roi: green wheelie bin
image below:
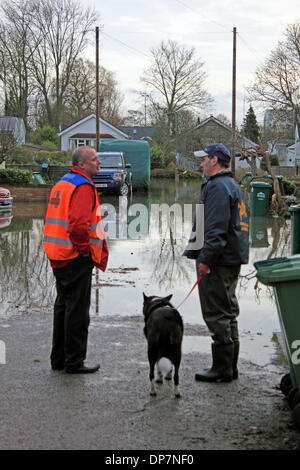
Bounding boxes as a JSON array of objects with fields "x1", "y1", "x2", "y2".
[
  {"x1": 250, "y1": 216, "x2": 269, "y2": 248},
  {"x1": 250, "y1": 182, "x2": 272, "y2": 216},
  {"x1": 289, "y1": 205, "x2": 300, "y2": 255},
  {"x1": 239, "y1": 172, "x2": 252, "y2": 185},
  {"x1": 254, "y1": 256, "x2": 300, "y2": 430}
]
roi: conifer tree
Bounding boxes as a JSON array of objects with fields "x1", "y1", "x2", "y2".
[{"x1": 242, "y1": 105, "x2": 260, "y2": 143}]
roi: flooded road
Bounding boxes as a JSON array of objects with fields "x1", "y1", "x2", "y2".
[{"x1": 0, "y1": 179, "x2": 291, "y2": 368}]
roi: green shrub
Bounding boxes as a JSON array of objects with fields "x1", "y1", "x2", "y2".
[
  {"x1": 39, "y1": 140, "x2": 57, "y2": 149},
  {"x1": 0, "y1": 168, "x2": 32, "y2": 185},
  {"x1": 283, "y1": 178, "x2": 296, "y2": 195},
  {"x1": 270, "y1": 154, "x2": 279, "y2": 166},
  {"x1": 33, "y1": 125, "x2": 59, "y2": 147},
  {"x1": 260, "y1": 154, "x2": 279, "y2": 170},
  {"x1": 7, "y1": 148, "x2": 72, "y2": 166},
  {"x1": 150, "y1": 146, "x2": 166, "y2": 169}
]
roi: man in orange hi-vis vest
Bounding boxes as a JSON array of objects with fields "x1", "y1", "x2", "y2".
[{"x1": 44, "y1": 146, "x2": 108, "y2": 373}]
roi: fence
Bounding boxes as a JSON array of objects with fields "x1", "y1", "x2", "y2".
[
  {"x1": 270, "y1": 166, "x2": 300, "y2": 178},
  {"x1": 7, "y1": 164, "x2": 71, "y2": 182}
]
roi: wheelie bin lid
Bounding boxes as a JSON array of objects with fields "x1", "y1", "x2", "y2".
[
  {"x1": 250, "y1": 181, "x2": 272, "y2": 188},
  {"x1": 289, "y1": 204, "x2": 300, "y2": 213},
  {"x1": 254, "y1": 256, "x2": 300, "y2": 285}
]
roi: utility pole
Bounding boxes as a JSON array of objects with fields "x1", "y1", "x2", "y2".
[
  {"x1": 96, "y1": 26, "x2": 100, "y2": 152},
  {"x1": 231, "y1": 26, "x2": 237, "y2": 176}
]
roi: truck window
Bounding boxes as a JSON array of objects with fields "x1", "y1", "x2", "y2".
[{"x1": 98, "y1": 155, "x2": 123, "y2": 168}]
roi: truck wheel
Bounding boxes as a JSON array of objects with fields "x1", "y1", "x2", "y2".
[
  {"x1": 119, "y1": 183, "x2": 128, "y2": 196},
  {"x1": 292, "y1": 404, "x2": 300, "y2": 431},
  {"x1": 280, "y1": 373, "x2": 292, "y2": 397},
  {"x1": 288, "y1": 388, "x2": 300, "y2": 409}
]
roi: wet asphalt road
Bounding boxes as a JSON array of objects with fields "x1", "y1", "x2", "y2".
[{"x1": 0, "y1": 310, "x2": 299, "y2": 451}]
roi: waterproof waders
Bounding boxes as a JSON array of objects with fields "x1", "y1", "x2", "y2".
[{"x1": 195, "y1": 343, "x2": 234, "y2": 382}]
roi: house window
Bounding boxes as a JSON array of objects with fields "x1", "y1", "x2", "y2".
[{"x1": 69, "y1": 138, "x2": 97, "y2": 149}]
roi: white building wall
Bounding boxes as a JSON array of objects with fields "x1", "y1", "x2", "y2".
[
  {"x1": 235, "y1": 157, "x2": 261, "y2": 170},
  {"x1": 60, "y1": 115, "x2": 127, "y2": 150},
  {"x1": 285, "y1": 142, "x2": 300, "y2": 166}
]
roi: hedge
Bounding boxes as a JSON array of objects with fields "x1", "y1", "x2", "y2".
[
  {"x1": 0, "y1": 168, "x2": 32, "y2": 185},
  {"x1": 7, "y1": 147, "x2": 72, "y2": 166}
]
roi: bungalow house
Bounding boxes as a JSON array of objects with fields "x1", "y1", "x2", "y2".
[
  {"x1": 274, "y1": 127, "x2": 300, "y2": 166},
  {"x1": 267, "y1": 138, "x2": 295, "y2": 162},
  {"x1": 58, "y1": 114, "x2": 129, "y2": 151},
  {"x1": 285, "y1": 141, "x2": 300, "y2": 166},
  {"x1": 117, "y1": 125, "x2": 156, "y2": 141},
  {"x1": 0, "y1": 116, "x2": 26, "y2": 147},
  {"x1": 194, "y1": 115, "x2": 259, "y2": 170}
]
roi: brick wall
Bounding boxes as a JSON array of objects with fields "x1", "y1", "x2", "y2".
[{"x1": 3, "y1": 184, "x2": 52, "y2": 202}]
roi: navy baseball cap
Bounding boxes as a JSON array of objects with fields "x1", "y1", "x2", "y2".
[{"x1": 194, "y1": 143, "x2": 231, "y2": 161}]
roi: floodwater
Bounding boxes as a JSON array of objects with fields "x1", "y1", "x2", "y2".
[{"x1": 0, "y1": 179, "x2": 291, "y2": 368}]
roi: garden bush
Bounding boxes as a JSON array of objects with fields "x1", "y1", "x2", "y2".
[
  {"x1": 7, "y1": 147, "x2": 72, "y2": 165},
  {"x1": 0, "y1": 168, "x2": 32, "y2": 185},
  {"x1": 283, "y1": 178, "x2": 296, "y2": 195},
  {"x1": 150, "y1": 146, "x2": 166, "y2": 169}
]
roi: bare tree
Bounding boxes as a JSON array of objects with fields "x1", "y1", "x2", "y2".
[
  {"x1": 0, "y1": 123, "x2": 16, "y2": 165},
  {"x1": 0, "y1": 0, "x2": 98, "y2": 130},
  {"x1": 141, "y1": 40, "x2": 213, "y2": 133},
  {"x1": 248, "y1": 21, "x2": 300, "y2": 123},
  {"x1": 29, "y1": 0, "x2": 98, "y2": 129},
  {"x1": 62, "y1": 59, "x2": 123, "y2": 127},
  {"x1": 0, "y1": 0, "x2": 39, "y2": 128}
]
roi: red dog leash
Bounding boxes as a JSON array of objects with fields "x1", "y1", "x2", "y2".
[
  {"x1": 176, "y1": 264, "x2": 210, "y2": 310},
  {"x1": 176, "y1": 273, "x2": 202, "y2": 310}
]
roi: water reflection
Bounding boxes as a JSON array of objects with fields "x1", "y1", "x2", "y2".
[
  {"x1": 0, "y1": 210, "x2": 13, "y2": 230},
  {"x1": 0, "y1": 180, "x2": 293, "y2": 366},
  {"x1": 0, "y1": 204, "x2": 55, "y2": 318}
]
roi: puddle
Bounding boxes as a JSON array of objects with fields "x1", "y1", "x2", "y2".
[
  {"x1": 182, "y1": 334, "x2": 276, "y2": 367},
  {"x1": 0, "y1": 181, "x2": 292, "y2": 368}
]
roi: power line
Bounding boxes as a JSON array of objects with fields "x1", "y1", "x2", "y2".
[
  {"x1": 102, "y1": 31, "x2": 151, "y2": 59},
  {"x1": 237, "y1": 32, "x2": 268, "y2": 62},
  {"x1": 172, "y1": 0, "x2": 230, "y2": 31}
]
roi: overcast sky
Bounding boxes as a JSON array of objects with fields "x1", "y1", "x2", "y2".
[{"x1": 81, "y1": 0, "x2": 300, "y2": 125}]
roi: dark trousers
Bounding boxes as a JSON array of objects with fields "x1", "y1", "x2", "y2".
[
  {"x1": 196, "y1": 263, "x2": 240, "y2": 345},
  {"x1": 50, "y1": 255, "x2": 93, "y2": 370}
]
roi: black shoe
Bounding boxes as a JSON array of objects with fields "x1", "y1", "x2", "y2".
[{"x1": 65, "y1": 363, "x2": 100, "y2": 374}]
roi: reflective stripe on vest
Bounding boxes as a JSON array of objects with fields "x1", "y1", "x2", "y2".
[
  {"x1": 45, "y1": 217, "x2": 104, "y2": 235},
  {"x1": 44, "y1": 171, "x2": 106, "y2": 265}
]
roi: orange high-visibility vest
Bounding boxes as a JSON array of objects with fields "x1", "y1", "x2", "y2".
[{"x1": 44, "y1": 171, "x2": 107, "y2": 271}]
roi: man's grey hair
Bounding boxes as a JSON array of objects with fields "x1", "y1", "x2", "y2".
[{"x1": 72, "y1": 146, "x2": 94, "y2": 166}]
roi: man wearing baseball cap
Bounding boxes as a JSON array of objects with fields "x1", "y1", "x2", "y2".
[{"x1": 183, "y1": 143, "x2": 249, "y2": 383}]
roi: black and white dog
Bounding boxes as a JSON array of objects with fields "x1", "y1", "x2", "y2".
[{"x1": 143, "y1": 293, "x2": 184, "y2": 398}]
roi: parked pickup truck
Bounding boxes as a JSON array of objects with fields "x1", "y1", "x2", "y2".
[{"x1": 92, "y1": 152, "x2": 132, "y2": 196}]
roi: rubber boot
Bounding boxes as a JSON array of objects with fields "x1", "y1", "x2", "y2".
[
  {"x1": 232, "y1": 341, "x2": 239, "y2": 380},
  {"x1": 195, "y1": 343, "x2": 234, "y2": 383}
]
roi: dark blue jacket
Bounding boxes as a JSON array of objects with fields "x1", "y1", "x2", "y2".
[{"x1": 183, "y1": 170, "x2": 249, "y2": 267}]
